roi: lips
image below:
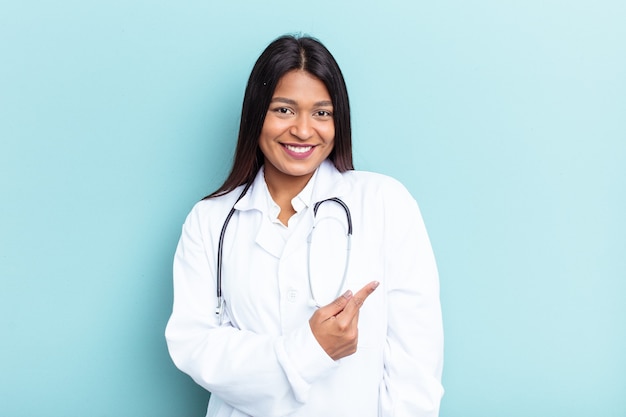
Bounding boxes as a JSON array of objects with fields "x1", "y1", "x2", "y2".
[{"x1": 282, "y1": 143, "x2": 315, "y2": 159}]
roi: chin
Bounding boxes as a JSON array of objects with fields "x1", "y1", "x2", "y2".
[
  {"x1": 276, "y1": 161, "x2": 317, "y2": 176},
  {"x1": 282, "y1": 168, "x2": 316, "y2": 178}
]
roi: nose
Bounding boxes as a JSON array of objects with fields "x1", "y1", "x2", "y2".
[{"x1": 289, "y1": 115, "x2": 313, "y2": 140}]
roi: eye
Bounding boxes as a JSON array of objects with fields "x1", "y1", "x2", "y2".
[
  {"x1": 270, "y1": 107, "x2": 294, "y2": 116},
  {"x1": 315, "y1": 110, "x2": 333, "y2": 118}
]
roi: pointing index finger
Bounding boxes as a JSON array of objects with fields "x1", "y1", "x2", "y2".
[{"x1": 339, "y1": 281, "x2": 380, "y2": 318}]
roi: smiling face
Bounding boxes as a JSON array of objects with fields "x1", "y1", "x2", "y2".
[{"x1": 259, "y1": 70, "x2": 335, "y2": 190}]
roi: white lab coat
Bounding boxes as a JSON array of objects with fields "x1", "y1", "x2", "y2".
[{"x1": 165, "y1": 160, "x2": 444, "y2": 417}]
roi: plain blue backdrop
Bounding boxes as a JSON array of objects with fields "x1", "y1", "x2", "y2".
[{"x1": 1, "y1": 1, "x2": 624, "y2": 416}]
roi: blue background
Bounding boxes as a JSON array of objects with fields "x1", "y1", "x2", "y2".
[{"x1": 1, "y1": 1, "x2": 624, "y2": 416}]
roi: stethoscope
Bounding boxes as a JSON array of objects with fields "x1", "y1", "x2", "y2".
[{"x1": 215, "y1": 182, "x2": 353, "y2": 324}]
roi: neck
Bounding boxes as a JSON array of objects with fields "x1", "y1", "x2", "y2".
[
  {"x1": 263, "y1": 164, "x2": 315, "y2": 225},
  {"x1": 265, "y1": 173, "x2": 312, "y2": 203},
  {"x1": 264, "y1": 164, "x2": 315, "y2": 200}
]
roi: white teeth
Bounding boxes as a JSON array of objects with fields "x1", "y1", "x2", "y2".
[{"x1": 285, "y1": 145, "x2": 312, "y2": 153}]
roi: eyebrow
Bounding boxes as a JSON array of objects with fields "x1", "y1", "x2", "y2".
[{"x1": 270, "y1": 97, "x2": 333, "y2": 107}]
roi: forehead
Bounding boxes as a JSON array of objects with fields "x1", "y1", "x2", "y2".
[{"x1": 273, "y1": 70, "x2": 331, "y2": 101}]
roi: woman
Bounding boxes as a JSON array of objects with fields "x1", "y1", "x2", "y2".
[{"x1": 165, "y1": 35, "x2": 444, "y2": 417}]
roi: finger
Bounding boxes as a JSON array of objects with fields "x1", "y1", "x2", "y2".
[
  {"x1": 338, "y1": 281, "x2": 379, "y2": 320},
  {"x1": 315, "y1": 290, "x2": 353, "y2": 321},
  {"x1": 351, "y1": 281, "x2": 380, "y2": 307}
]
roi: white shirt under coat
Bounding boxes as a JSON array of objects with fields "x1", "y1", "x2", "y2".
[{"x1": 165, "y1": 160, "x2": 444, "y2": 417}]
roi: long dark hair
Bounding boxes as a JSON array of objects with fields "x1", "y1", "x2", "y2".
[{"x1": 206, "y1": 34, "x2": 353, "y2": 199}]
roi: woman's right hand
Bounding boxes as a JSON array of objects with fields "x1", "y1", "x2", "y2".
[{"x1": 308, "y1": 281, "x2": 379, "y2": 360}]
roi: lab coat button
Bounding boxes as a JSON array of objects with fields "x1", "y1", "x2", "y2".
[{"x1": 287, "y1": 289, "x2": 298, "y2": 302}]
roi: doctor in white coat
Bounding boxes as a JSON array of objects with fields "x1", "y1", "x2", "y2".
[{"x1": 165, "y1": 35, "x2": 444, "y2": 417}]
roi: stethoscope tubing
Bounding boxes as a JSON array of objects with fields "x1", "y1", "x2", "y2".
[
  {"x1": 215, "y1": 183, "x2": 352, "y2": 321},
  {"x1": 307, "y1": 198, "x2": 352, "y2": 308},
  {"x1": 215, "y1": 182, "x2": 252, "y2": 317},
  {"x1": 313, "y1": 198, "x2": 352, "y2": 235}
]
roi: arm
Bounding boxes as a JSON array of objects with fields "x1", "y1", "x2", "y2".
[
  {"x1": 380, "y1": 183, "x2": 444, "y2": 416},
  {"x1": 164, "y1": 203, "x2": 338, "y2": 417}
]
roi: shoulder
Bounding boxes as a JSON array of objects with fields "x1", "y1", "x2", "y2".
[
  {"x1": 342, "y1": 170, "x2": 415, "y2": 203},
  {"x1": 185, "y1": 186, "x2": 246, "y2": 226}
]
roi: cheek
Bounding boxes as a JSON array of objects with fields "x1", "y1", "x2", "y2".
[
  {"x1": 257, "y1": 131, "x2": 275, "y2": 160},
  {"x1": 260, "y1": 117, "x2": 290, "y2": 141},
  {"x1": 257, "y1": 133, "x2": 268, "y2": 153},
  {"x1": 323, "y1": 124, "x2": 336, "y2": 143},
  {"x1": 258, "y1": 121, "x2": 277, "y2": 147},
  {"x1": 323, "y1": 138, "x2": 336, "y2": 158}
]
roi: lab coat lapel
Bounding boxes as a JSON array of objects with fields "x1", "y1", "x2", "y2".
[
  {"x1": 254, "y1": 216, "x2": 284, "y2": 258},
  {"x1": 282, "y1": 161, "x2": 349, "y2": 259},
  {"x1": 233, "y1": 161, "x2": 349, "y2": 260},
  {"x1": 311, "y1": 160, "x2": 349, "y2": 203},
  {"x1": 233, "y1": 169, "x2": 284, "y2": 259}
]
